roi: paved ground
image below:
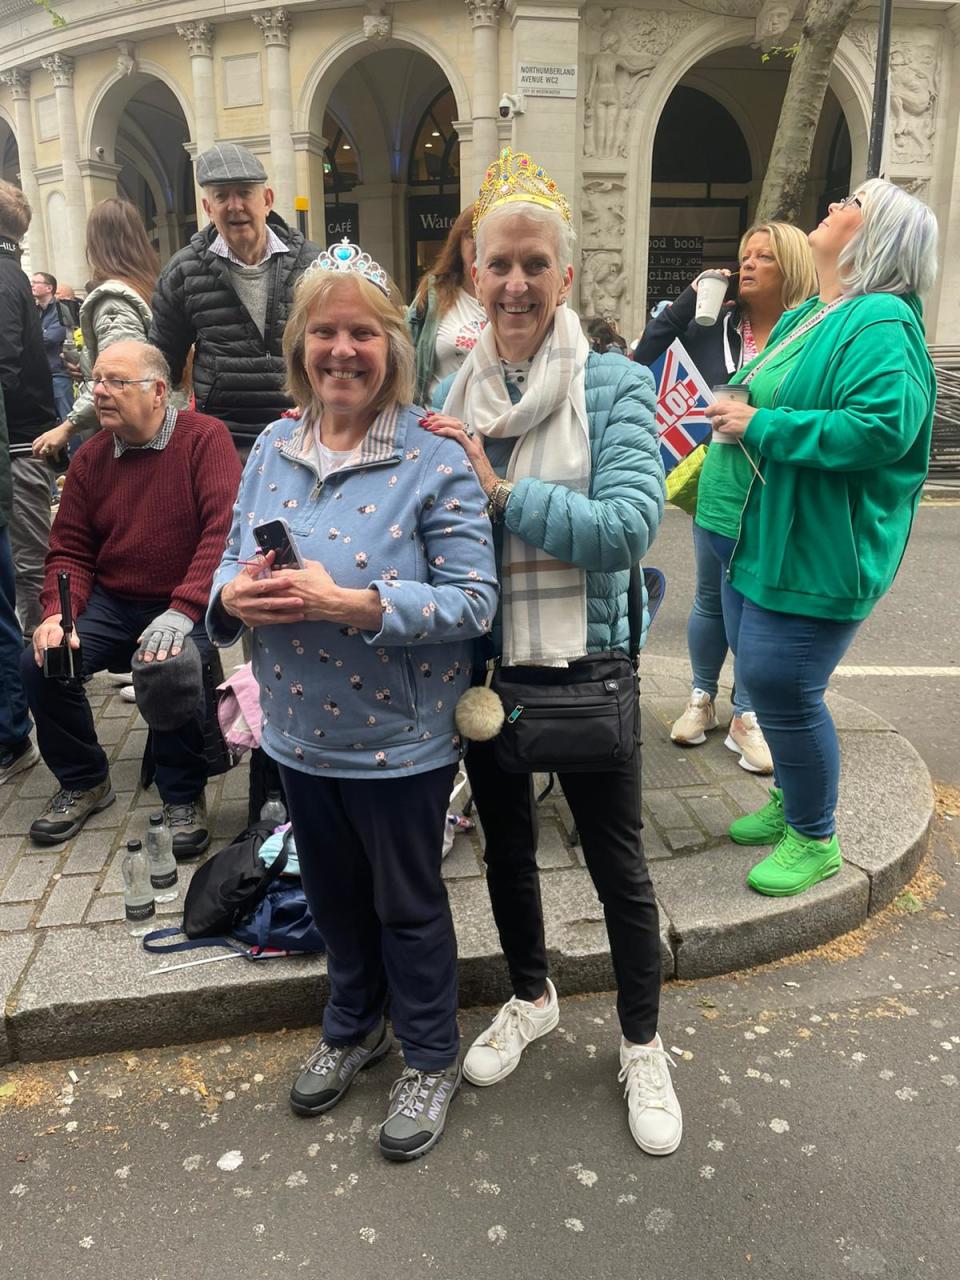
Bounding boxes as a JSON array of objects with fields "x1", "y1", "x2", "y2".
[
  {"x1": 0, "y1": 504, "x2": 946, "y2": 1063},
  {"x1": 1, "y1": 819, "x2": 957, "y2": 1280}
]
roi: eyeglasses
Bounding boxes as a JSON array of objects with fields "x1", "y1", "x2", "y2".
[
  {"x1": 84, "y1": 376, "x2": 155, "y2": 393},
  {"x1": 838, "y1": 194, "x2": 863, "y2": 210}
]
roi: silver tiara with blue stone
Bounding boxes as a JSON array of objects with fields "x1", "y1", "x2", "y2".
[{"x1": 307, "y1": 238, "x2": 390, "y2": 296}]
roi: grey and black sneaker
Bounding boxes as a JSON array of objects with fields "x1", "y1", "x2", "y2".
[
  {"x1": 29, "y1": 778, "x2": 115, "y2": 845},
  {"x1": 0, "y1": 738, "x2": 39, "y2": 785},
  {"x1": 165, "y1": 795, "x2": 210, "y2": 860},
  {"x1": 379, "y1": 1061, "x2": 462, "y2": 1162},
  {"x1": 290, "y1": 1018, "x2": 392, "y2": 1116}
]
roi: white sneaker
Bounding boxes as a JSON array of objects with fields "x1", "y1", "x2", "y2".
[
  {"x1": 724, "y1": 712, "x2": 773, "y2": 774},
  {"x1": 118, "y1": 685, "x2": 137, "y2": 703},
  {"x1": 670, "y1": 688, "x2": 718, "y2": 745},
  {"x1": 463, "y1": 978, "x2": 559, "y2": 1086},
  {"x1": 107, "y1": 671, "x2": 133, "y2": 684},
  {"x1": 618, "y1": 1034, "x2": 683, "y2": 1156}
]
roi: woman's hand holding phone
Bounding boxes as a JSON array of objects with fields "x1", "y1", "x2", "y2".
[{"x1": 221, "y1": 550, "x2": 307, "y2": 626}]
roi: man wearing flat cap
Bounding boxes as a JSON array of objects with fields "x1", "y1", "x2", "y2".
[
  {"x1": 149, "y1": 143, "x2": 322, "y2": 456},
  {"x1": 22, "y1": 340, "x2": 240, "y2": 854}
]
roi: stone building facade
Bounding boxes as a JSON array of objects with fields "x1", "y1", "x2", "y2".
[{"x1": 1, "y1": 0, "x2": 957, "y2": 341}]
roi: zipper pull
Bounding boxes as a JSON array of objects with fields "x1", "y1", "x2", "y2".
[{"x1": 507, "y1": 704, "x2": 524, "y2": 724}]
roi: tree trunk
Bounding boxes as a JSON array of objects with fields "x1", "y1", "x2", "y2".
[{"x1": 756, "y1": 0, "x2": 862, "y2": 223}]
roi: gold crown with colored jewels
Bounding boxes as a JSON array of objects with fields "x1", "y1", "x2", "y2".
[{"x1": 472, "y1": 148, "x2": 572, "y2": 235}]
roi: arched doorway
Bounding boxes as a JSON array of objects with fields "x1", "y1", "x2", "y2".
[
  {"x1": 646, "y1": 45, "x2": 852, "y2": 315},
  {"x1": 307, "y1": 45, "x2": 459, "y2": 297},
  {"x1": 86, "y1": 71, "x2": 196, "y2": 262}
]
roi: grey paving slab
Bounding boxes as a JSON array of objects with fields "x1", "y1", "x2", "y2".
[
  {"x1": 835, "y1": 729, "x2": 934, "y2": 910},
  {"x1": 440, "y1": 833, "x2": 482, "y2": 881},
  {"x1": 686, "y1": 793, "x2": 739, "y2": 839},
  {"x1": 643, "y1": 731, "x2": 713, "y2": 787},
  {"x1": 62, "y1": 831, "x2": 115, "y2": 875},
  {"x1": 650, "y1": 844, "x2": 870, "y2": 979},
  {"x1": 0, "y1": 904, "x2": 33, "y2": 932},
  {"x1": 0, "y1": 836, "x2": 24, "y2": 881},
  {"x1": 0, "y1": 855, "x2": 61, "y2": 903},
  {"x1": 11, "y1": 762, "x2": 58, "y2": 798},
  {"x1": 0, "y1": 933, "x2": 38, "y2": 1063},
  {"x1": 36, "y1": 874, "x2": 98, "y2": 928}
]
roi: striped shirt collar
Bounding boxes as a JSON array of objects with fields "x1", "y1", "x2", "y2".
[
  {"x1": 114, "y1": 405, "x2": 178, "y2": 458},
  {"x1": 209, "y1": 224, "x2": 288, "y2": 267}
]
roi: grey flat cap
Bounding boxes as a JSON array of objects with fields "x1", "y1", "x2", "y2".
[{"x1": 195, "y1": 143, "x2": 268, "y2": 187}]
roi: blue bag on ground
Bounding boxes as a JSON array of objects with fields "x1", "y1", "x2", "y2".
[{"x1": 143, "y1": 821, "x2": 324, "y2": 958}]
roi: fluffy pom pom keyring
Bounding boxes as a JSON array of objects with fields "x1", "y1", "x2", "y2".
[{"x1": 454, "y1": 684, "x2": 505, "y2": 742}]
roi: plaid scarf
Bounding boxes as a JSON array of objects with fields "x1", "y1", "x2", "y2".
[{"x1": 444, "y1": 306, "x2": 591, "y2": 666}]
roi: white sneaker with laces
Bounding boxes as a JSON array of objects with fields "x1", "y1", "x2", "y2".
[
  {"x1": 463, "y1": 977, "x2": 559, "y2": 1086},
  {"x1": 670, "y1": 688, "x2": 718, "y2": 746},
  {"x1": 618, "y1": 1034, "x2": 683, "y2": 1155},
  {"x1": 724, "y1": 712, "x2": 774, "y2": 774},
  {"x1": 119, "y1": 685, "x2": 137, "y2": 704}
]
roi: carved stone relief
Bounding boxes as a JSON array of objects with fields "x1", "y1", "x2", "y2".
[
  {"x1": 363, "y1": 3, "x2": 392, "y2": 41},
  {"x1": 116, "y1": 42, "x2": 137, "y2": 78},
  {"x1": 889, "y1": 34, "x2": 940, "y2": 164},
  {"x1": 753, "y1": 0, "x2": 799, "y2": 53},
  {"x1": 895, "y1": 175, "x2": 930, "y2": 202},
  {"x1": 581, "y1": 179, "x2": 626, "y2": 249},
  {"x1": 582, "y1": 8, "x2": 699, "y2": 158},
  {"x1": 581, "y1": 249, "x2": 629, "y2": 323},
  {"x1": 844, "y1": 21, "x2": 877, "y2": 65}
]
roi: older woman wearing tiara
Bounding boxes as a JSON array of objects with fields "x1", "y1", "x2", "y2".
[
  {"x1": 207, "y1": 239, "x2": 498, "y2": 1162},
  {"x1": 424, "y1": 150, "x2": 682, "y2": 1155}
]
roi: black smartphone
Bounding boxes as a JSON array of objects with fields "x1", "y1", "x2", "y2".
[{"x1": 253, "y1": 518, "x2": 305, "y2": 570}]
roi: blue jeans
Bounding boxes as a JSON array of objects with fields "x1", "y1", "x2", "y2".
[
  {"x1": 688, "y1": 521, "x2": 749, "y2": 716},
  {"x1": 737, "y1": 601, "x2": 860, "y2": 839},
  {"x1": 51, "y1": 373, "x2": 74, "y2": 424},
  {"x1": 20, "y1": 584, "x2": 211, "y2": 803},
  {"x1": 0, "y1": 527, "x2": 31, "y2": 747}
]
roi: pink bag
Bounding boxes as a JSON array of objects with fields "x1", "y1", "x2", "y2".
[{"x1": 216, "y1": 662, "x2": 263, "y2": 763}]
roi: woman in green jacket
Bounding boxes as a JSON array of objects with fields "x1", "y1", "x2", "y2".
[{"x1": 704, "y1": 179, "x2": 938, "y2": 897}]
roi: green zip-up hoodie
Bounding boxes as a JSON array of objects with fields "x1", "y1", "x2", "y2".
[{"x1": 730, "y1": 291, "x2": 936, "y2": 622}]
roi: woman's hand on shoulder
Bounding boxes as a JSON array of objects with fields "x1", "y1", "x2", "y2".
[
  {"x1": 220, "y1": 552, "x2": 306, "y2": 626},
  {"x1": 419, "y1": 412, "x2": 499, "y2": 494}
]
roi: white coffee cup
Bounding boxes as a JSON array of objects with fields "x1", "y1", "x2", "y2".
[
  {"x1": 694, "y1": 271, "x2": 729, "y2": 327},
  {"x1": 710, "y1": 383, "x2": 750, "y2": 444}
]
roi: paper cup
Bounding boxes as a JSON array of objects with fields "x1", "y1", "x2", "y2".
[
  {"x1": 694, "y1": 272, "x2": 729, "y2": 327},
  {"x1": 710, "y1": 383, "x2": 750, "y2": 444}
]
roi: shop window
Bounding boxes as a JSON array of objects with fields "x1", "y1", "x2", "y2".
[
  {"x1": 408, "y1": 88, "x2": 459, "y2": 188},
  {"x1": 324, "y1": 112, "x2": 359, "y2": 194}
]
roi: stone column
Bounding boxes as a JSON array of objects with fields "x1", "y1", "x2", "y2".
[
  {"x1": 39, "y1": 54, "x2": 86, "y2": 288},
  {"x1": 933, "y1": 9, "x2": 960, "y2": 343},
  {"x1": 252, "y1": 8, "x2": 296, "y2": 220},
  {"x1": 465, "y1": 0, "x2": 504, "y2": 189},
  {"x1": 0, "y1": 69, "x2": 49, "y2": 270},
  {"x1": 504, "y1": 0, "x2": 583, "y2": 204},
  {"x1": 176, "y1": 21, "x2": 216, "y2": 155},
  {"x1": 176, "y1": 21, "x2": 216, "y2": 220}
]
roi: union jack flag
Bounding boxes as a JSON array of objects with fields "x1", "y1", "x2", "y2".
[{"x1": 648, "y1": 340, "x2": 715, "y2": 475}]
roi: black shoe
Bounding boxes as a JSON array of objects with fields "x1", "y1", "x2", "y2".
[
  {"x1": 0, "y1": 738, "x2": 39, "y2": 785},
  {"x1": 290, "y1": 1018, "x2": 392, "y2": 1116},
  {"x1": 165, "y1": 796, "x2": 210, "y2": 860},
  {"x1": 379, "y1": 1061, "x2": 462, "y2": 1162},
  {"x1": 30, "y1": 779, "x2": 115, "y2": 844}
]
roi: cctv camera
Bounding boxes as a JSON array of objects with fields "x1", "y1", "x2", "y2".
[
  {"x1": 498, "y1": 93, "x2": 523, "y2": 120},
  {"x1": 95, "y1": 146, "x2": 105, "y2": 158}
]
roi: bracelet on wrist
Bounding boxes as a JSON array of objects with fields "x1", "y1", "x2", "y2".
[{"x1": 487, "y1": 480, "x2": 514, "y2": 523}]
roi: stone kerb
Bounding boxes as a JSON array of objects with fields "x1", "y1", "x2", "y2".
[{"x1": 0, "y1": 661, "x2": 934, "y2": 1063}]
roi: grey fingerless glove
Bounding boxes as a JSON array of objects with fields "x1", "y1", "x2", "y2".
[{"x1": 138, "y1": 608, "x2": 194, "y2": 659}]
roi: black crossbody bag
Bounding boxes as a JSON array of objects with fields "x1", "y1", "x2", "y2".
[{"x1": 488, "y1": 566, "x2": 645, "y2": 774}]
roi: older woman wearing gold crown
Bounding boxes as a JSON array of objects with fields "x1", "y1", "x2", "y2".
[
  {"x1": 423, "y1": 149, "x2": 681, "y2": 1156},
  {"x1": 207, "y1": 238, "x2": 498, "y2": 1162}
]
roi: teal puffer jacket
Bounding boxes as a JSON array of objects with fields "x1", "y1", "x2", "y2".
[{"x1": 438, "y1": 351, "x2": 665, "y2": 653}]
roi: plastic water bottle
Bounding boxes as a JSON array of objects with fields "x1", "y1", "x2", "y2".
[
  {"x1": 122, "y1": 839, "x2": 156, "y2": 937},
  {"x1": 259, "y1": 790, "x2": 287, "y2": 826},
  {"x1": 146, "y1": 812, "x2": 179, "y2": 903}
]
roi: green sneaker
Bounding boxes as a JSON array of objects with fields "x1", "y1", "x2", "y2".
[
  {"x1": 747, "y1": 826, "x2": 843, "y2": 897},
  {"x1": 729, "y1": 787, "x2": 785, "y2": 846}
]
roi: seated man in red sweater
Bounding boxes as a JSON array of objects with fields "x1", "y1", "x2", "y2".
[{"x1": 22, "y1": 340, "x2": 241, "y2": 854}]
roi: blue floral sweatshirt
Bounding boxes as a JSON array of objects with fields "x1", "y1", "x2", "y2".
[{"x1": 207, "y1": 406, "x2": 499, "y2": 778}]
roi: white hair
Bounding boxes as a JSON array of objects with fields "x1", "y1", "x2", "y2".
[
  {"x1": 474, "y1": 200, "x2": 576, "y2": 271},
  {"x1": 839, "y1": 178, "x2": 938, "y2": 299}
]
